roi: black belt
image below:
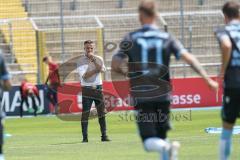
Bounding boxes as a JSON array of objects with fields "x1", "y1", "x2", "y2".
[{"x1": 82, "y1": 85, "x2": 102, "y2": 90}]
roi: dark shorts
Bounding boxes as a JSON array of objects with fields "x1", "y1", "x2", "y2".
[
  {"x1": 135, "y1": 101, "x2": 171, "y2": 141},
  {"x1": 222, "y1": 89, "x2": 240, "y2": 124}
]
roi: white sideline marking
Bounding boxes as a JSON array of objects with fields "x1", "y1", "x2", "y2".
[{"x1": 5, "y1": 107, "x2": 221, "y2": 119}]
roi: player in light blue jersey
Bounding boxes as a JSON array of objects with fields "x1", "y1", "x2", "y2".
[
  {"x1": 112, "y1": 0, "x2": 218, "y2": 160},
  {"x1": 0, "y1": 51, "x2": 11, "y2": 160},
  {"x1": 215, "y1": 1, "x2": 240, "y2": 160}
]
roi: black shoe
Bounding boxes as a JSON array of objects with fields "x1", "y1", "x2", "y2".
[
  {"x1": 101, "y1": 136, "x2": 111, "y2": 142},
  {"x1": 82, "y1": 138, "x2": 88, "y2": 143}
]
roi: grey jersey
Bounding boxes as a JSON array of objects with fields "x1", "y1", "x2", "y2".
[
  {"x1": 0, "y1": 52, "x2": 10, "y2": 117},
  {"x1": 117, "y1": 25, "x2": 187, "y2": 103},
  {"x1": 216, "y1": 21, "x2": 240, "y2": 89}
]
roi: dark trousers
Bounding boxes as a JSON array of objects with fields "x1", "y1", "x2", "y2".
[
  {"x1": 81, "y1": 85, "x2": 107, "y2": 139},
  {"x1": 20, "y1": 95, "x2": 40, "y2": 117},
  {"x1": 46, "y1": 84, "x2": 58, "y2": 113}
]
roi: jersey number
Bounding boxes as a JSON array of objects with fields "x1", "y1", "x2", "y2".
[{"x1": 137, "y1": 38, "x2": 163, "y2": 64}]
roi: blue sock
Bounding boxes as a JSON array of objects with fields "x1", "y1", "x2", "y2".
[
  {"x1": 220, "y1": 128, "x2": 233, "y2": 160},
  {"x1": 161, "y1": 149, "x2": 169, "y2": 160}
]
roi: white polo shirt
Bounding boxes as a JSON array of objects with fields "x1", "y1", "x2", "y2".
[{"x1": 77, "y1": 55, "x2": 106, "y2": 87}]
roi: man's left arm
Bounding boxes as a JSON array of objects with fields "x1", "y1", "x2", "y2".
[
  {"x1": 83, "y1": 69, "x2": 98, "y2": 80},
  {"x1": 0, "y1": 55, "x2": 11, "y2": 91},
  {"x1": 168, "y1": 35, "x2": 218, "y2": 91},
  {"x1": 92, "y1": 56, "x2": 105, "y2": 72}
]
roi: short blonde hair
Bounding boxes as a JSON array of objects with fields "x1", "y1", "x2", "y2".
[{"x1": 138, "y1": 0, "x2": 158, "y2": 17}]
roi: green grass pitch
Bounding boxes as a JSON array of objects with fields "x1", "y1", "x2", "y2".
[{"x1": 4, "y1": 109, "x2": 240, "y2": 160}]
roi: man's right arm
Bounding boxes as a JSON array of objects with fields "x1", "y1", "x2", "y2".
[
  {"x1": 111, "y1": 34, "x2": 130, "y2": 75},
  {"x1": 44, "y1": 75, "x2": 49, "y2": 85},
  {"x1": 216, "y1": 32, "x2": 232, "y2": 78}
]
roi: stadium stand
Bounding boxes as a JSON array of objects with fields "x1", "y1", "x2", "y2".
[
  {"x1": 32, "y1": 12, "x2": 223, "y2": 80},
  {"x1": 0, "y1": 0, "x2": 27, "y2": 19},
  {"x1": 162, "y1": 11, "x2": 224, "y2": 77},
  {"x1": 31, "y1": 16, "x2": 105, "y2": 82},
  {"x1": 0, "y1": 31, "x2": 13, "y2": 63},
  {"x1": 0, "y1": 0, "x2": 227, "y2": 83},
  {"x1": 33, "y1": 17, "x2": 101, "y2": 61},
  {"x1": 0, "y1": 0, "x2": 37, "y2": 84},
  {"x1": 99, "y1": 14, "x2": 164, "y2": 66},
  {"x1": 22, "y1": 0, "x2": 227, "y2": 17}
]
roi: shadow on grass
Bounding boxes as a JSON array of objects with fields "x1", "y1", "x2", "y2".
[{"x1": 50, "y1": 141, "x2": 82, "y2": 145}]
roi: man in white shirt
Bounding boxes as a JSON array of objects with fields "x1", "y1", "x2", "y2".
[{"x1": 77, "y1": 40, "x2": 110, "y2": 143}]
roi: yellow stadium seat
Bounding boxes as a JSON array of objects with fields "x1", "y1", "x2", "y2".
[{"x1": 0, "y1": 1, "x2": 37, "y2": 83}]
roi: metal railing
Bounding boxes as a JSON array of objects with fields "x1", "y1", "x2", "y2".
[
  {"x1": 1, "y1": 0, "x2": 230, "y2": 84},
  {"x1": 0, "y1": 12, "x2": 223, "y2": 83}
]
